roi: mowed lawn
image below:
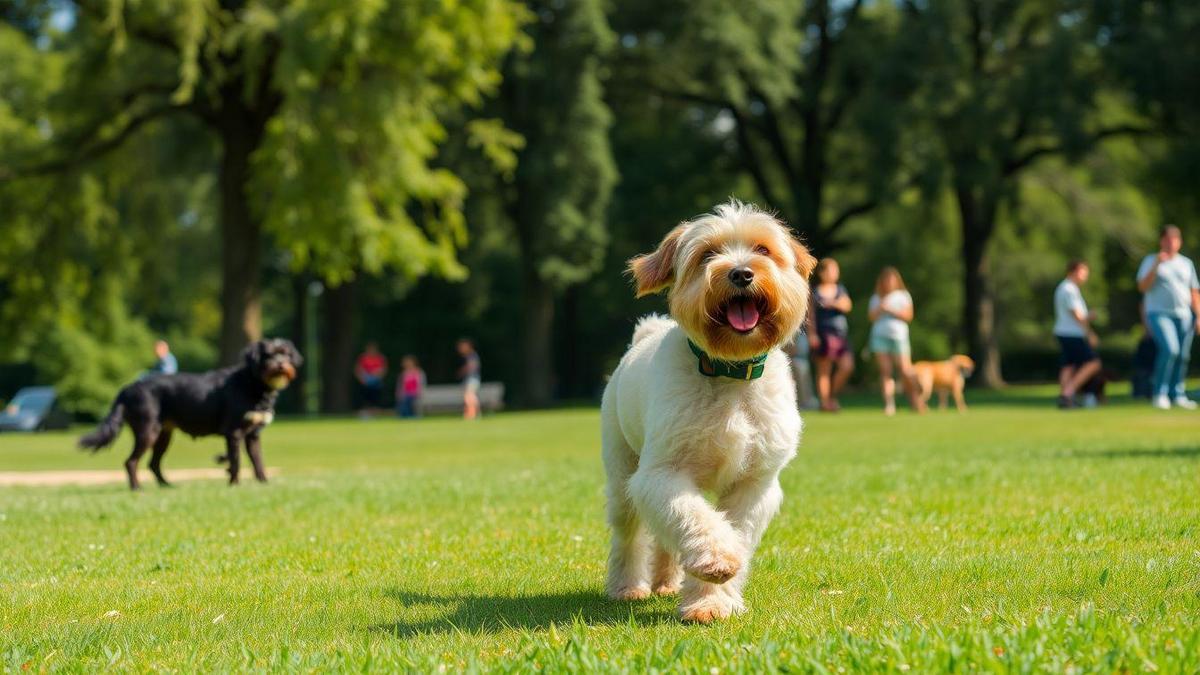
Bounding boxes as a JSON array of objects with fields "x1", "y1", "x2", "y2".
[{"x1": 1, "y1": 389, "x2": 1198, "y2": 672}]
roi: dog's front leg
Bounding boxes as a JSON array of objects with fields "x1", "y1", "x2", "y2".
[
  {"x1": 627, "y1": 466, "x2": 747, "y2": 590},
  {"x1": 683, "y1": 474, "x2": 785, "y2": 620},
  {"x1": 245, "y1": 433, "x2": 268, "y2": 483},
  {"x1": 224, "y1": 433, "x2": 242, "y2": 485}
]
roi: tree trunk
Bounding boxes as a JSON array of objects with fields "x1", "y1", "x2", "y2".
[
  {"x1": 955, "y1": 183, "x2": 1004, "y2": 387},
  {"x1": 557, "y1": 286, "x2": 581, "y2": 399},
  {"x1": 320, "y1": 280, "x2": 358, "y2": 413},
  {"x1": 521, "y1": 270, "x2": 556, "y2": 407},
  {"x1": 289, "y1": 274, "x2": 310, "y2": 414},
  {"x1": 216, "y1": 112, "x2": 264, "y2": 365}
]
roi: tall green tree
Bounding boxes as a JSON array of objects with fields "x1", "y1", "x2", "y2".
[
  {"x1": 902, "y1": 0, "x2": 1150, "y2": 385},
  {"x1": 1095, "y1": 1, "x2": 1200, "y2": 222},
  {"x1": 494, "y1": 0, "x2": 617, "y2": 405},
  {"x1": 612, "y1": 0, "x2": 921, "y2": 253},
  {"x1": 1, "y1": 0, "x2": 527, "y2": 364}
]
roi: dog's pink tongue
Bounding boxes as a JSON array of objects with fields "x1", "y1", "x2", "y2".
[{"x1": 726, "y1": 297, "x2": 760, "y2": 332}]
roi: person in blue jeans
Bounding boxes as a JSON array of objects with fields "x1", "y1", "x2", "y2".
[{"x1": 1137, "y1": 225, "x2": 1200, "y2": 410}]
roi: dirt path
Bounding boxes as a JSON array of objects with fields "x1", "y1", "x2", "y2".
[{"x1": 0, "y1": 468, "x2": 278, "y2": 487}]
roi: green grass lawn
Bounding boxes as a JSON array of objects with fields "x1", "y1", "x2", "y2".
[{"x1": 2, "y1": 388, "x2": 1198, "y2": 672}]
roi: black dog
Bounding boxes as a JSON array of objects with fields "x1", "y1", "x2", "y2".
[{"x1": 79, "y1": 339, "x2": 303, "y2": 490}]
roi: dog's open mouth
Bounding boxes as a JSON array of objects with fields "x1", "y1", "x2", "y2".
[
  {"x1": 264, "y1": 362, "x2": 297, "y2": 390},
  {"x1": 722, "y1": 296, "x2": 765, "y2": 334}
]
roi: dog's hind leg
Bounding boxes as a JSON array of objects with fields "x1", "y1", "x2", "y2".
[
  {"x1": 124, "y1": 430, "x2": 157, "y2": 491},
  {"x1": 603, "y1": 430, "x2": 651, "y2": 600},
  {"x1": 148, "y1": 429, "x2": 174, "y2": 487},
  {"x1": 224, "y1": 434, "x2": 243, "y2": 485},
  {"x1": 245, "y1": 433, "x2": 268, "y2": 483},
  {"x1": 651, "y1": 542, "x2": 683, "y2": 596}
]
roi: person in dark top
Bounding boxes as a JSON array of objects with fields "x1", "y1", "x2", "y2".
[{"x1": 805, "y1": 258, "x2": 854, "y2": 412}]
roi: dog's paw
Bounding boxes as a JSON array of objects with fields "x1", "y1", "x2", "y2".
[
  {"x1": 683, "y1": 544, "x2": 745, "y2": 584},
  {"x1": 243, "y1": 411, "x2": 274, "y2": 426},
  {"x1": 679, "y1": 596, "x2": 741, "y2": 624},
  {"x1": 608, "y1": 585, "x2": 651, "y2": 601},
  {"x1": 653, "y1": 581, "x2": 681, "y2": 596}
]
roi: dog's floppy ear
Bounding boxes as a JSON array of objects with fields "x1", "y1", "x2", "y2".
[
  {"x1": 243, "y1": 340, "x2": 266, "y2": 370},
  {"x1": 789, "y1": 234, "x2": 817, "y2": 279},
  {"x1": 286, "y1": 339, "x2": 304, "y2": 368},
  {"x1": 628, "y1": 223, "x2": 687, "y2": 298}
]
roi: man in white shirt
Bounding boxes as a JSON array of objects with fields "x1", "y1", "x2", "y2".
[
  {"x1": 1053, "y1": 260, "x2": 1100, "y2": 409},
  {"x1": 1137, "y1": 225, "x2": 1200, "y2": 410}
]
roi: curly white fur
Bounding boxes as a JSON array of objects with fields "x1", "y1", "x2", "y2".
[{"x1": 602, "y1": 201, "x2": 810, "y2": 623}]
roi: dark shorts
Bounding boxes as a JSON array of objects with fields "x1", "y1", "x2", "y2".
[
  {"x1": 361, "y1": 381, "x2": 383, "y2": 406},
  {"x1": 1057, "y1": 336, "x2": 1097, "y2": 368},
  {"x1": 814, "y1": 330, "x2": 850, "y2": 360}
]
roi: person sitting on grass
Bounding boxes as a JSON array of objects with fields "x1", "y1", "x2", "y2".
[
  {"x1": 867, "y1": 267, "x2": 925, "y2": 416},
  {"x1": 396, "y1": 355, "x2": 426, "y2": 419},
  {"x1": 355, "y1": 341, "x2": 388, "y2": 418},
  {"x1": 1132, "y1": 303, "x2": 1157, "y2": 399},
  {"x1": 1053, "y1": 260, "x2": 1102, "y2": 409},
  {"x1": 1137, "y1": 224, "x2": 1200, "y2": 410},
  {"x1": 152, "y1": 340, "x2": 178, "y2": 375}
]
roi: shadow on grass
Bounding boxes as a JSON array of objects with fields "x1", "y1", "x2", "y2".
[
  {"x1": 1072, "y1": 446, "x2": 1200, "y2": 459},
  {"x1": 372, "y1": 588, "x2": 675, "y2": 637}
]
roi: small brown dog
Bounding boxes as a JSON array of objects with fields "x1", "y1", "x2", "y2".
[{"x1": 913, "y1": 355, "x2": 975, "y2": 412}]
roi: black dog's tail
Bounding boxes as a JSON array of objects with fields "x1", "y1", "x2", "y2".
[{"x1": 78, "y1": 402, "x2": 125, "y2": 452}]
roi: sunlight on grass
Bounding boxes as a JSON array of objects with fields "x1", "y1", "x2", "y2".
[{"x1": 1, "y1": 391, "x2": 1198, "y2": 671}]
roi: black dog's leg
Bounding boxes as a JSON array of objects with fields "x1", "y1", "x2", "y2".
[
  {"x1": 148, "y1": 429, "x2": 174, "y2": 487},
  {"x1": 245, "y1": 433, "x2": 268, "y2": 483},
  {"x1": 225, "y1": 433, "x2": 243, "y2": 485},
  {"x1": 124, "y1": 432, "x2": 156, "y2": 491}
]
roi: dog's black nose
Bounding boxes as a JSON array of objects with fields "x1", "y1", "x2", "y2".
[{"x1": 728, "y1": 267, "x2": 754, "y2": 288}]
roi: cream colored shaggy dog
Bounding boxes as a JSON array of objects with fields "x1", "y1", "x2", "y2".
[{"x1": 601, "y1": 200, "x2": 816, "y2": 623}]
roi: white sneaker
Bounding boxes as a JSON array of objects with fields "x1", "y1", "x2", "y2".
[
  {"x1": 1081, "y1": 394, "x2": 1098, "y2": 409},
  {"x1": 1152, "y1": 395, "x2": 1171, "y2": 410},
  {"x1": 1173, "y1": 397, "x2": 1198, "y2": 410}
]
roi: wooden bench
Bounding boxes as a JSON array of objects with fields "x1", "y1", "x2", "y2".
[{"x1": 418, "y1": 382, "x2": 505, "y2": 415}]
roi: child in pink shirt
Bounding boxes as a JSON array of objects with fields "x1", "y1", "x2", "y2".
[{"x1": 396, "y1": 355, "x2": 426, "y2": 418}]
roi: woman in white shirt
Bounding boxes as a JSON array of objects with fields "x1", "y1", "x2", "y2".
[{"x1": 868, "y1": 267, "x2": 926, "y2": 416}]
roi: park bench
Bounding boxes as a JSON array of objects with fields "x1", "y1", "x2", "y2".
[{"x1": 418, "y1": 382, "x2": 505, "y2": 415}]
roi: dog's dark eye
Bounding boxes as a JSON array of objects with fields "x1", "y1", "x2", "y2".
[
  {"x1": 701, "y1": 249, "x2": 718, "y2": 262},
  {"x1": 754, "y1": 245, "x2": 770, "y2": 256}
]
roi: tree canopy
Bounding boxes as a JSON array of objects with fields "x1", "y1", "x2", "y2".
[{"x1": 2, "y1": 0, "x2": 1197, "y2": 413}]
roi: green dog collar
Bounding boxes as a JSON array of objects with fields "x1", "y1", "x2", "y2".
[{"x1": 687, "y1": 340, "x2": 768, "y2": 380}]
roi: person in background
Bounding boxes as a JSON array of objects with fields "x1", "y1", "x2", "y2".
[
  {"x1": 868, "y1": 267, "x2": 925, "y2": 416},
  {"x1": 456, "y1": 338, "x2": 481, "y2": 420},
  {"x1": 151, "y1": 340, "x2": 178, "y2": 375},
  {"x1": 1132, "y1": 302, "x2": 1157, "y2": 399},
  {"x1": 395, "y1": 355, "x2": 426, "y2": 419},
  {"x1": 806, "y1": 258, "x2": 854, "y2": 412},
  {"x1": 354, "y1": 341, "x2": 389, "y2": 417},
  {"x1": 1053, "y1": 260, "x2": 1102, "y2": 409},
  {"x1": 1137, "y1": 224, "x2": 1200, "y2": 410},
  {"x1": 785, "y1": 329, "x2": 820, "y2": 410}
]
